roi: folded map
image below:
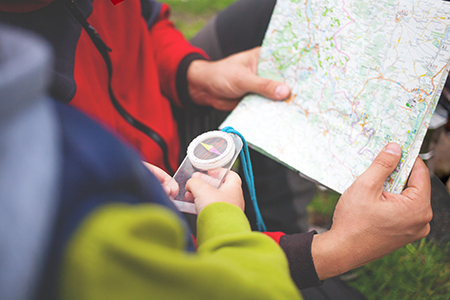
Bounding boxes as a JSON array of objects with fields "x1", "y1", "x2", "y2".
[{"x1": 221, "y1": 0, "x2": 450, "y2": 193}]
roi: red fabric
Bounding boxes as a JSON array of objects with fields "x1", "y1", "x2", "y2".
[
  {"x1": 151, "y1": 3, "x2": 200, "y2": 107},
  {"x1": 191, "y1": 234, "x2": 197, "y2": 249},
  {"x1": 262, "y1": 232, "x2": 286, "y2": 244},
  {"x1": 70, "y1": 0, "x2": 206, "y2": 172},
  {"x1": 110, "y1": 0, "x2": 125, "y2": 4}
]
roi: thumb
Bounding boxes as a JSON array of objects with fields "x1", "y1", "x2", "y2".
[
  {"x1": 243, "y1": 74, "x2": 291, "y2": 100},
  {"x1": 357, "y1": 143, "x2": 402, "y2": 191}
]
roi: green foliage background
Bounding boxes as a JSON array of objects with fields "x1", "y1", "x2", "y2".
[{"x1": 164, "y1": 0, "x2": 237, "y2": 39}]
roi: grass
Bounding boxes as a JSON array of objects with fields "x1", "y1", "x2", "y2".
[
  {"x1": 166, "y1": 1, "x2": 450, "y2": 298},
  {"x1": 348, "y1": 239, "x2": 450, "y2": 300},
  {"x1": 307, "y1": 187, "x2": 450, "y2": 299},
  {"x1": 164, "y1": 0, "x2": 237, "y2": 39},
  {"x1": 307, "y1": 187, "x2": 339, "y2": 228}
]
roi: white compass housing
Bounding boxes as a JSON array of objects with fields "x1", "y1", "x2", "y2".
[{"x1": 187, "y1": 131, "x2": 235, "y2": 171}]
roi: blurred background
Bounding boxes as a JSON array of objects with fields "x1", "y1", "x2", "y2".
[{"x1": 165, "y1": 0, "x2": 450, "y2": 299}]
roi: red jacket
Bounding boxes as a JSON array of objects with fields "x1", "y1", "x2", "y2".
[{"x1": 0, "y1": 0, "x2": 206, "y2": 173}]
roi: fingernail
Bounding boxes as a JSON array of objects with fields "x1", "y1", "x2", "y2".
[
  {"x1": 275, "y1": 84, "x2": 290, "y2": 99},
  {"x1": 384, "y1": 143, "x2": 401, "y2": 155}
]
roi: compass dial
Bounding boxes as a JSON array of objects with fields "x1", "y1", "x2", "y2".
[
  {"x1": 194, "y1": 137, "x2": 228, "y2": 160},
  {"x1": 187, "y1": 131, "x2": 235, "y2": 170}
]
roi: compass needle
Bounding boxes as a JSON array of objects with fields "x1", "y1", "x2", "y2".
[{"x1": 201, "y1": 142, "x2": 222, "y2": 155}]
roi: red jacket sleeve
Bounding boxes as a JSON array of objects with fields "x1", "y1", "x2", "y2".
[{"x1": 148, "y1": 3, "x2": 208, "y2": 107}]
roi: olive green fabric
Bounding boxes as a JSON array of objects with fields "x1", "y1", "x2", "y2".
[{"x1": 60, "y1": 202, "x2": 302, "y2": 300}]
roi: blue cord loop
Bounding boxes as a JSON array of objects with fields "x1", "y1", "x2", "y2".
[{"x1": 221, "y1": 126, "x2": 267, "y2": 232}]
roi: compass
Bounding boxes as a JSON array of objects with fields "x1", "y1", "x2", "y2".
[{"x1": 187, "y1": 131, "x2": 235, "y2": 171}]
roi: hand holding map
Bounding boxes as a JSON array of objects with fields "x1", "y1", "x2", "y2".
[
  {"x1": 311, "y1": 143, "x2": 432, "y2": 280},
  {"x1": 221, "y1": 0, "x2": 450, "y2": 193}
]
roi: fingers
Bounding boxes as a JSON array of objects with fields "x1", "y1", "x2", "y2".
[
  {"x1": 357, "y1": 143, "x2": 402, "y2": 192},
  {"x1": 399, "y1": 157, "x2": 433, "y2": 238},
  {"x1": 404, "y1": 157, "x2": 430, "y2": 192},
  {"x1": 187, "y1": 170, "x2": 240, "y2": 195},
  {"x1": 185, "y1": 177, "x2": 220, "y2": 214},
  {"x1": 192, "y1": 171, "x2": 223, "y2": 188},
  {"x1": 142, "y1": 161, "x2": 178, "y2": 197},
  {"x1": 186, "y1": 171, "x2": 244, "y2": 213},
  {"x1": 244, "y1": 75, "x2": 291, "y2": 100},
  {"x1": 165, "y1": 180, "x2": 180, "y2": 198},
  {"x1": 142, "y1": 161, "x2": 171, "y2": 183},
  {"x1": 220, "y1": 170, "x2": 242, "y2": 189},
  {"x1": 185, "y1": 176, "x2": 217, "y2": 199},
  {"x1": 401, "y1": 157, "x2": 431, "y2": 203},
  {"x1": 237, "y1": 47, "x2": 290, "y2": 100}
]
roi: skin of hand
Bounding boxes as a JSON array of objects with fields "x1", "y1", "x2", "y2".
[
  {"x1": 142, "y1": 161, "x2": 179, "y2": 198},
  {"x1": 185, "y1": 170, "x2": 245, "y2": 214},
  {"x1": 311, "y1": 143, "x2": 432, "y2": 281},
  {"x1": 192, "y1": 169, "x2": 228, "y2": 188},
  {"x1": 187, "y1": 47, "x2": 291, "y2": 111},
  {"x1": 182, "y1": 171, "x2": 228, "y2": 203}
]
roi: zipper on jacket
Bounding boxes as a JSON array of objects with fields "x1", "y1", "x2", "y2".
[{"x1": 63, "y1": 0, "x2": 175, "y2": 174}]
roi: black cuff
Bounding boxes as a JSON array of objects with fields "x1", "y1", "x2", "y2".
[
  {"x1": 279, "y1": 230, "x2": 322, "y2": 290},
  {"x1": 176, "y1": 53, "x2": 211, "y2": 113}
]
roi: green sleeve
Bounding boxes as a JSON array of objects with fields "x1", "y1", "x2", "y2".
[{"x1": 60, "y1": 202, "x2": 302, "y2": 300}]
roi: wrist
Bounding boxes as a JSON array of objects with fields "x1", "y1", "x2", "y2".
[
  {"x1": 177, "y1": 54, "x2": 207, "y2": 107},
  {"x1": 186, "y1": 59, "x2": 214, "y2": 106},
  {"x1": 311, "y1": 230, "x2": 351, "y2": 280}
]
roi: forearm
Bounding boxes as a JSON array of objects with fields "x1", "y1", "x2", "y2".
[
  {"x1": 149, "y1": 3, "x2": 207, "y2": 106},
  {"x1": 185, "y1": 59, "x2": 226, "y2": 109},
  {"x1": 310, "y1": 229, "x2": 382, "y2": 281},
  {"x1": 175, "y1": 54, "x2": 208, "y2": 109},
  {"x1": 195, "y1": 203, "x2": 302, "y2": 299},
  {"x1": 277, "y1": 229, "x2": 371, "y2": 288},
  {"x1": 62, "y1": 203, "x2": 301, "y2": 300},
  {"x1": 282, "y1": 147, "x2": 432, "y2": 287},
  {"x1": 279, "y1": 229, "x2": 396, "y2": 288}
]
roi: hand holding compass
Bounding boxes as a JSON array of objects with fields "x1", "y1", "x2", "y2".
[{"x1": 169, "y1": 130, "x2": 243, "y2": 214}]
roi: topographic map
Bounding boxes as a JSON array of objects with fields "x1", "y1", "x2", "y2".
[{"x1": 221, "y1": 0, "x2": 450, "y2": 194}]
